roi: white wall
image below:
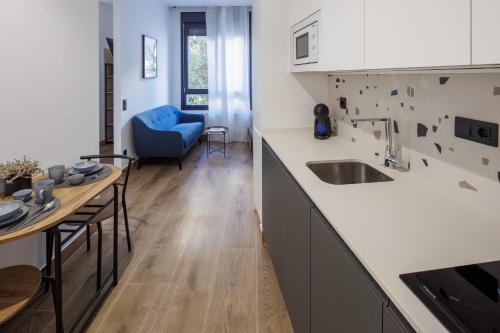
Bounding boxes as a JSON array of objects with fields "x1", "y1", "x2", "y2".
[
  {"x1": 99, "y1": 2, "x2": 113, "y2": 142},
  {"x1": 252, "y1": 0, "x2": 328, "y2": 220},
  {"x1": 0, "y1": 0, "x2": 99, "y2": 268},
  {"x1": 114, "y1": 0, "x2": 169, "y2": 158}
]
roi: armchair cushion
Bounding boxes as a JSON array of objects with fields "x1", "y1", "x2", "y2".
[
  {"x1": 178, "y1": 112, "x2": 205, "y2": 124},
  {"x1": 171, "y1": 122, "x2": 204, "y2": 147}
]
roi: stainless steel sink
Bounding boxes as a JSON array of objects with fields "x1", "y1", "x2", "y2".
[{"x1": 306, "y1": 160, "x2": 394, "y2": 185}]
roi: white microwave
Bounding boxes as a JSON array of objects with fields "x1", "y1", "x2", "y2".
[{"x1": 292, "y1": 15, "x2": 319, "y2": 66}]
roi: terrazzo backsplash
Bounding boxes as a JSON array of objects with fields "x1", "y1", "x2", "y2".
[{"x1": 328, "y1": 73, "x2": 500, "y2": 214}]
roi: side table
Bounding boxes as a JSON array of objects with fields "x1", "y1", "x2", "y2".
[{"x1": 205, "y1": 126, "x2": 229, "y2": 158}]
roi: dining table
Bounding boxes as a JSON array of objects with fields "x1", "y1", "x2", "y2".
[{"x1": 0, "y1": 164, "x2": 122, "y2": 333}]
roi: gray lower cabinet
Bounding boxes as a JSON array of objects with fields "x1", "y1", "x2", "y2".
[
  {"x1": 262, "y1": 141, "x2": 310, "y2": 333},
  {"x1": 262, "y1": 141, "x2": 414, "y2": 333},
  {"x1": 383, "y1": 305, "x2": 413, "y2": 333},
  {"x1": 311, "y1": 207, "x2": 385, "y2": 332},
  {"x1": 262, "y1": 140, "x2": 283, "y2": 274}
]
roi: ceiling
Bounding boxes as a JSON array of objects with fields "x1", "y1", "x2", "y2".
[
  {"x1": 98, "y1": 0, "x2": 252, "y2": 7},
  {"x1": 164, "y1": 0, "x2": 252, "y2": 6}
]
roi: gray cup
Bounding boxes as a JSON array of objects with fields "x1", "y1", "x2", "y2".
[
  {"x1": 48, "y1": 165, "x2": 65, "y2": 184},
  {"x1": 34, "y1": 179, "x2": 54, "y2": 204}
]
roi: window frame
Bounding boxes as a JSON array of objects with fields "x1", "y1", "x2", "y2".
[{"x1": 181, "y1": 12, "x2": 208, "y2": 111}]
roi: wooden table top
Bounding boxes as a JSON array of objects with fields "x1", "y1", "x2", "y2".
[{"x1": 0, "y1": 164, "x2": 122, "y2": 244}]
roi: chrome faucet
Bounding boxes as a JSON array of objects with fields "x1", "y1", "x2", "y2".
[{"x1": 351, "y1": 117, "x2": 400, "y2": 168}]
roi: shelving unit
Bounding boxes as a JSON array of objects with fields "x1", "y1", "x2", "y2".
[{"x1": 104, "y1": 51, "x2": 114, "y2": 144}]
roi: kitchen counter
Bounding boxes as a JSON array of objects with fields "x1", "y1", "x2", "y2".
[{"x1": 262, "y1": 127, "x2": 500, "y2": 333}]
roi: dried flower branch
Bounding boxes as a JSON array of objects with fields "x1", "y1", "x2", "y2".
[{"x1": 0, "y1": 157, "x2": 43, "y2": 183}]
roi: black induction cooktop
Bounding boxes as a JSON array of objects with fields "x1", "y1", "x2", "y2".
[{"x1": 401, "y1": 261, "x2": 500, "y2": 333}]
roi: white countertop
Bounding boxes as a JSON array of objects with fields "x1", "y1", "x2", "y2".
[{"x1": 262, "y1": 127, "x2": 500, "y2": 333}]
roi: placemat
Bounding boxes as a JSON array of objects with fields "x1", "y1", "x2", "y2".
[
  {"x1": 54, "y1": 165, "x2": 112, "y2": 189},
  {"x1": 0, "y1": 197, "x2": 61, "y2": 235}
]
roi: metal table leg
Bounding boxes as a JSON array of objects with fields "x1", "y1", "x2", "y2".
[
  {"x1": 113, "y1": 183, "x2": 118, "y2": 286},
  {"x1": 96, "y1": 222, "x2": 102, "y2": 292},
  {"x1": 52, "y1": 227, "x2": 64, "y2": 333},
  {"x1": 40, "y1": 184, "x2": 121, "y2": 332},
  {"x1": 45, "y1": 230, "x2": 53, "y2": 292},
  {"x1": 86, "y1": 226, "x2": 91, "y2": 252}
]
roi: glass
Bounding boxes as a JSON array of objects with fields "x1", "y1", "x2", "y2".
[
  {"x1": 187, "y1": 35, "x2": 208, "y2": 89},
  {"x1": 296, "y1": 32, "x2": 309, "y2": 59},
  {"x1": 186, "y1": 94, "x2": 208, "y2": 106}
]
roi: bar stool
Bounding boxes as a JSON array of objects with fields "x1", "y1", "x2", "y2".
[{"x1": 60, "y1": 154, "x2": 134, "y2": 292}]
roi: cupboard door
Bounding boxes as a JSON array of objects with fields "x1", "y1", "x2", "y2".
[
  {"x1": 365, "y1": 0, "x2": 470, "y2": 69},
  {"x1": 311, "y1": 207, "x2": 383, "y2": 333},
  {"x1": 472, "y1": 0, "x2": 500, "y2": 64},
  {"x1": 321, "y1": 0, "x2": 364, "y2": 71},
  {"x1": 290, "y1": 0, "x2": 321, "y2": 27},
  {"x1": 262, "y1": 141, "x2": 282, "y2": 275},
  {"x1": 383, "y1": 305, "x2": 414, "y2": 333},
  {"x1": 279, "y1": 172, "x2": 310, "y2": 333},
  {"x1": 262, "y1": 141, "x2": 311, "y2": 333}
]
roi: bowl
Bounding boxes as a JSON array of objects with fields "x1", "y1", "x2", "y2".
[
  {"x1": 12, "y1": 189, "x2": 33, "y2": 202},
  {"x1": 0, "y1": 200, "x2": 24, "y2": 221},
  {"x1": 73, "y1": 161, "x2": 98, "y2": 173},
  {"x1": 68, "y1": 174, "x2": 85, "y2": 186}
]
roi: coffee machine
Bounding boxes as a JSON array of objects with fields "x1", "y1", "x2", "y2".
[{"x1": 313, "y1": 103, "x2": 332, "y2": 139}]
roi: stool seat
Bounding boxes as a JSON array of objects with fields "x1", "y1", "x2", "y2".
[{"x1": 0, "y1": 265, "x2": 42, "y2": 325}]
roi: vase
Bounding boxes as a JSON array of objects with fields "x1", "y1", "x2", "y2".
[{"x1": 0, "y1": 177, "x2": 32, "y2": 196}]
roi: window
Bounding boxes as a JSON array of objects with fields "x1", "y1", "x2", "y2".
[{"x1": 181, "y1": 12, "x2": 208, "y2": 110}]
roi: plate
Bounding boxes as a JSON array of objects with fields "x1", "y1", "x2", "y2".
[
  {"x1": 0, "y1": 200, "x2": 24, "y2": 221},
  {"x1": 74, "y1": 160, "x2": 98, "y2": 173},
  {"x1": 0, "y1": 206, "x2": 29, "y2": 227},
  {"x1": 68, "y1": 163, "x2": 103, "y2": 176}
]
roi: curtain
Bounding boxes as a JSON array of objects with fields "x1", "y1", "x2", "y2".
[{"x1": 206, "y1": 6, "x2": 251, "y2": 142}]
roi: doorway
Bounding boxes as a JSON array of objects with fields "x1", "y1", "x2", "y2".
[{"x1": 99, "y1": 1, "x2": 114, "y2": 157}]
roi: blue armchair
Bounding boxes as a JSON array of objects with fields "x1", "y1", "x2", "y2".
[{"x1": 132, "y1": 105, "x2": 205, "y2": 170}]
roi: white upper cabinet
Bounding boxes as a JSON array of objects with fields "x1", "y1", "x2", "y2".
[
  {"x1": 290, "y1": 0, "x2": 364, "y2": 72},
  {"x1": 289, "y1": 0, "x2": 500, "y2": 71},
  {"x1": 365, "y1": 0, "x2": 471, "y2": 69},
  {"x1": 289, "y1": 0, "x2": 321, "y2": 26},
  {"x1": 472, "y1": 0, "x2": 500, "y2": 65},
  {"x1": 321, "y1": 0, "x2": 364, "y2": 71}
]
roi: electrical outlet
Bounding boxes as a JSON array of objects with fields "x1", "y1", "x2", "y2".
[
  {"x1": 339, "y1": 97, "x2": 347, "y2": 110},
  {"x1": 455, "y1": 117, "x2": 498, "y2": 147},
  {"x1": 122, "y1": 99, "x2": 127, "y2": 111}
]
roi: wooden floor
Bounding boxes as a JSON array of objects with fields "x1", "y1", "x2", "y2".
[
  {"x1": 2, "y1": 143, "x2": 293, "y2": 333},
  {"x1": 99, "y1": 142, "x2": 113, "y2": 156},
  {"x1": 99, "y1": 142, "x2": 114, "y2": 165}
]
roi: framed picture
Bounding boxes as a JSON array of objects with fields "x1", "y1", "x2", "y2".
[{"x1": 142, "y1": 35, "x2": 157, "y2": 78}]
